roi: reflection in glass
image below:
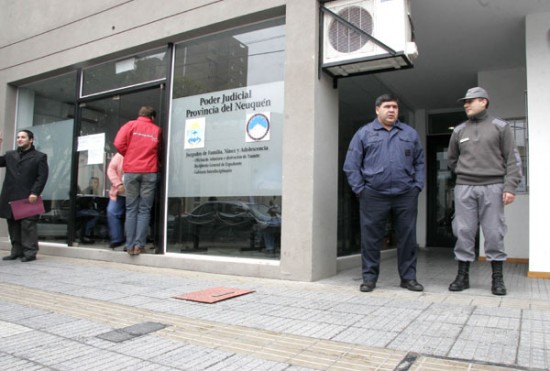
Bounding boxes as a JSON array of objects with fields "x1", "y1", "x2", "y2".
[
  {"x1": 16, "y1": 73, "x2": 77, "y2": 241},
  {"x1": 167, "y1": 196, "x2": 281, "y2": 257},
  {"x1": 82, "y1": 48, "x2": 168, "y2": 97},
  {"x1": 167, "y1": 18, "x2": 285, "y2": 259},
  {"x1": 173, "y1": 19, "x2": 284, "y2": 99},
  {"x1": 508, "y1": 118, "x2": 528, "y2": 193}
]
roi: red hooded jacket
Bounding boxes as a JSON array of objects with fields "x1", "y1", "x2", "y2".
[{"x1": 114, "y1": 116, "x2": 161, "y2": 173}]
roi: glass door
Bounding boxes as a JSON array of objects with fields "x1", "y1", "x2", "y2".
[
  {"x1": 426, "y1": 135, "x2": 456, "y2": 247},
  {"x1": 69, "y1": 87, "x2": 164, "y2": 249}
]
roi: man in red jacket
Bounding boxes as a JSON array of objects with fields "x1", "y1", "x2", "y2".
[{"x1": 114, "y1": 106, "x2": 161, "y2": 256}]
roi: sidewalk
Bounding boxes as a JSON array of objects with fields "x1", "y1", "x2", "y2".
[{"x1": 0, "y1": 248, "x2": 548, "y2": 370}]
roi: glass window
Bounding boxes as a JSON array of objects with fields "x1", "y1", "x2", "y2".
[
  {"x1": 16, "y1": 72, "x2": 77, "y2": 242},
  {"x1": 508, "y1": 118, "x2": 528, "y2": 193},
  {"x1": 81, "y1": 48, "x2": 168, "y2": 97},
  {"x1": 166, "y1": 18, "x2": 285, "y2": 259}
]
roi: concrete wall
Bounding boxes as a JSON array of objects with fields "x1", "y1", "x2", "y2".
[
  {"x1": 526, "y1": 12, "x2": 550, "y2": 275},
  {"x1": 477, "y1": 67, "x2": 529, "y2": 260},
  {"x1": 0, "y1": 0, "x2": 340, "y2": 281},
  {"x1": 0, "y1": 1, "x2": 287, "y2": 83},
  {"x1": 280, "y1": 0, "x2": 339, "y2": 281}
]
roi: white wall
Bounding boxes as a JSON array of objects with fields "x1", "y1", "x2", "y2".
[
  {"x1": 479, "y1": 68, "x2": 527, "y2": 119},
  {"x1": 477, "y1": 68, "x2": 529, "y2": 260},
  {"x1": 526, "y1": 13, "x2": 550, "y2": 274}
]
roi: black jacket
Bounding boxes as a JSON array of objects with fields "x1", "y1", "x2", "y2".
[{"x1": 0, "y1": 145, "x2": 49, "y2": 219}]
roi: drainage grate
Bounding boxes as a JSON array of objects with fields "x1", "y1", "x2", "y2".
[
  {"x1": 97, "y1": 322, "x2": 167, "y2": 343},
  {"x1": 395, "y1": 352, "x2": 419, "y2": 371}
]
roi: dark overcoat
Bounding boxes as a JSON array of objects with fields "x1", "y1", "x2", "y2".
[{"x1": 0, "y1": 146, "x2": 49, "y2": 219}]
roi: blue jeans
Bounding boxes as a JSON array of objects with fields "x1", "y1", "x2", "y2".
[
  {"x1": 107, "y1": 196, "x2": 125, "y2": 244},
  {"x1": 123, "y1": 173, "x2": 157, "y2": 249}
]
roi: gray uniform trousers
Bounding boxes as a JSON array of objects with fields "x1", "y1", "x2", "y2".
[{"x1": 452, "y1": 183, "x2": 507, "y2": 262}]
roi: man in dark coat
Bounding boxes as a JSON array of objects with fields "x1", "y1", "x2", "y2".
[{"x1": 0, "y1": 129, "x2": 48, "y2": 262}]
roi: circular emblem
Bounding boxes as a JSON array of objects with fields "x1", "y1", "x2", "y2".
[{"x1": 246, "y1": 113, "x2": 270, "y2": 141}]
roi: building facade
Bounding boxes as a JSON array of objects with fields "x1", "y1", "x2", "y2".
[{"x1": 1, "y1": 0, "x2": 549, "y2": 280}]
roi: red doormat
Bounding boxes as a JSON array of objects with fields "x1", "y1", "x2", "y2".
[{"x1": 174, "y1": 287, "x2": 255, "y2": 304}]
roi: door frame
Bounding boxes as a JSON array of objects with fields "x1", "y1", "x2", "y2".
[{"x1": 67, "y1": 84, "x2": 167, "y2": 249}]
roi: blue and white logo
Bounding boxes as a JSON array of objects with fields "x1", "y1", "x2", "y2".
[
  {"x1": 184, "y1": 117, "x2": 206, "y2": 149},
  {"x1": 246, "y1": 112, "x2": 270, "y2": 142}
]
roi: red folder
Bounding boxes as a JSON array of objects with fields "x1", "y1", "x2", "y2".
[{"x1": 9, "y1": 196, "x2": 45, "y2": 220}]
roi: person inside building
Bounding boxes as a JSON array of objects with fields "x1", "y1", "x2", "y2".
[
  {"x1": 343, "y1": 94, "x2": 425, "y2": 293},
  {"x1": 0, "y1": 129, "x2": 49, "y2": 262},
  {"x1": 447, "y1": 87, "x2": 522, "y2": 296},
  {"x1": 114, "y1": 105, "x2": 162, "y2": 256},
  {"x1": 83, "y1": 176, "x2": 101, "y2": 195},
  {"x1": 106, "y1": 153, "x2": 125, "y2": 249},
  {"x1": 76, "y1": 178, "x2": 101, "y2": 245}
]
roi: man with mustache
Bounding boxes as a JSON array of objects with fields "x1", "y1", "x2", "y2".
[{"x1": 344, "y1": 94, "x2": 425, "y2": 293}]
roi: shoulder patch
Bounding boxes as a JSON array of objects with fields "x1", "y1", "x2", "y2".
[{"x1": 491, "y1": 117, "x2": 508, "y2": 128}]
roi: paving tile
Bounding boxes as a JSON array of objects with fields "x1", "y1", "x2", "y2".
[
  {"x1": 331, "y1": 327, "x2": 398, "y2": 348},
  {"x1": 2, "y1": 250, "x2": 550, "y2": 370},
  {"x1": 0, "y1": 320, "x2": 33, "y2": 338},
  {"x1": 53, "y1": 349, "x2": 144, "y2": 371},
  {"x1": 516, "y1": 346, "x2": 550, "y2": 370}
]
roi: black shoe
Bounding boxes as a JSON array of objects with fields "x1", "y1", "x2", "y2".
[
  {"x1": 400, "y1": 280, "x2": 424, "y2": 292},
  {"x1": 360, "y1": 281, "x2": 376, "y2": 292},
  {"x1": 2, "y1": 255, "x2": 21, "y2": 261},
  {"x1": 20, "y1": 256, "x2": 36, "y2": 262},
  {"x1": 80, "y1": 236, "x2": 95, "y2": 244},
  {"x1": 109, "y1": 242, "x2": 124, "y2": 249}
]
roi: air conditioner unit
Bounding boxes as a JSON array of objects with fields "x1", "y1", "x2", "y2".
[{"x1": 321, "y1": 0, "x2": 418, "y2": 77}]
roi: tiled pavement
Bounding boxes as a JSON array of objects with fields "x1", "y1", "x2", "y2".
[{"x1": 0, "y1": 247, "x2": 549, "y2": 370}]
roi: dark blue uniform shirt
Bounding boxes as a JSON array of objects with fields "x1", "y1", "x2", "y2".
[{"x1": 343, "y1": 119, "x2": 425, "y2": 196}]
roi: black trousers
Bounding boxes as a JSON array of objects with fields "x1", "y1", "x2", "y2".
[
  {"x1": 7, "y1": 216, "x2": 39, "y2": 259},
  {"x1": 359, "y1": 187, "x2": 419, "y2": 283}
]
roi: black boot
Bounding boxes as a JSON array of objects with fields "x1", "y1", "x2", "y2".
[
  {"x1": 491, "y1": 261, "x2": 507, "y2": 296},
  {"x1": 449, "y1": 261, "x2": 470, "y2": 291}
]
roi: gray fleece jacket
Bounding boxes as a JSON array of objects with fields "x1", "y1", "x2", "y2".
[{"x1": 447, "y1": 110, "x2": 522, "y2": 194}]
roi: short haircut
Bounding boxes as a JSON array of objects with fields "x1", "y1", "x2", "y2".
[
  {"x1": 138, "y1": 106, "x2": 156, "y2": 119},
  {"x1": 18, "y1": 129, "x2": 34, "y2": 140},
  {"x1": 375, "y1": 94, "x2": 399, "y2": 107}
]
